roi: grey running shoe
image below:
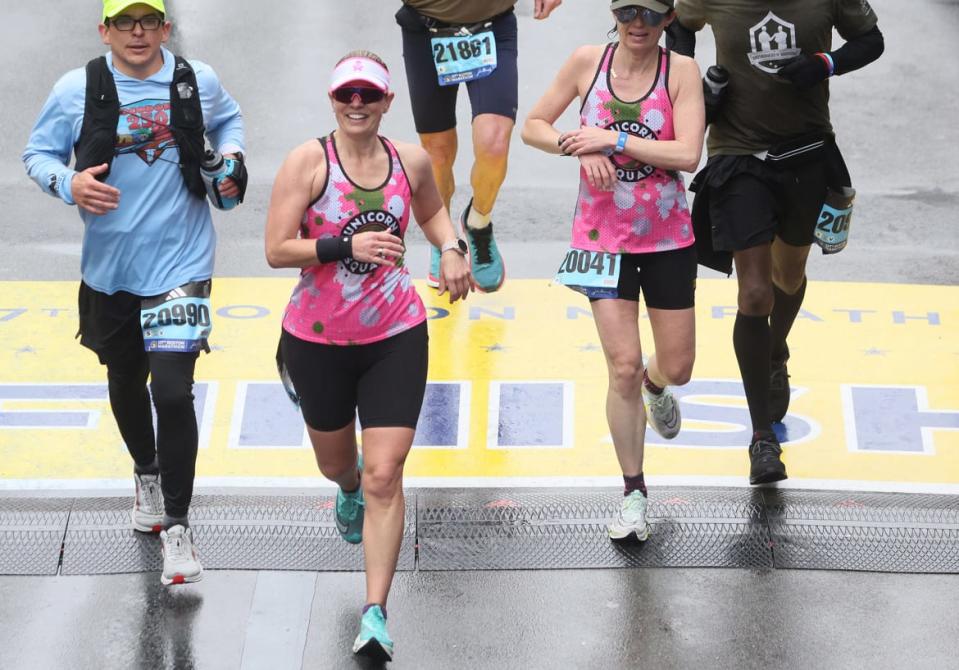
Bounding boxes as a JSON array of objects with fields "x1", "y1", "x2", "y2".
[
  {"x1": 608, "y1": 491, "x2": 651, "y2": 541},
  {"x1": 643, "y1": 385, "x2": 681, "y2": 439},
  {"x1": 132, "y1": 472, "x2": 163, "y2": 533},
  {"x1": 160, "y1": 525, "x2": 203, "y2": 585}
]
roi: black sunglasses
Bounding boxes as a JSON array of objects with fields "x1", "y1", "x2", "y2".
[
  {"x1": 332, "y1": 87, "x2": 386, "y2": 105},
  {"x1": 613, "y1": 6, "x2": 668, "y2": 27},
  {"x1": 108, "y1": 14, "x2": 164, "y2": 31}
]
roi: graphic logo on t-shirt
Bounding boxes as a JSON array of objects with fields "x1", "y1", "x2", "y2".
[
  {"x1": 606, "y1": 119, "x2": 657, "y2": 182},
  {"x1": 340, "y1": 209, "x2": 402, "y2": 274},
  {"x1": 747, "y1": 12, "x2": 801, "y2": 74},
  {"x1": 115, "y1": 99, "x2": 177, "y2": 166}
]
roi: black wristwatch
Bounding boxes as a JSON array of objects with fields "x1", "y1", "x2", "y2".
[{"x1": 441, "y1": 238, "x2": 468, "y2": 256}]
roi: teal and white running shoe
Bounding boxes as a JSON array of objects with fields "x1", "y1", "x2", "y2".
[
  {"x1": 352, "y1": 605, "x2": 394, "y2": 661},
  {"x1": 426, "y1": 245, "x2": 441, "y2": 289},
  {"x1": 461, "y1": 200, "x2": 505, "y2": 293},
  {"x1": 334, "y1": 454, "x2": 364, "y2": 544},
  {"x1": 608, "y1": 490, "x2": 651, "y2": 542}
]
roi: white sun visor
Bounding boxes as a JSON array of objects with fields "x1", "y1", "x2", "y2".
[{"x1": 329, "y1": 57, "x2": 391, "y2": 93}]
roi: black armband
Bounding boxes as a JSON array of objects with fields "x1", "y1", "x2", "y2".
[
  {"x1": 315, "y1": 235, "x2": 352, "y2": 263},
  {"x1": 665, "y1": 20, "x2": 696, "y2": 57},
  {"x1": 830, "y1": 25, "x2": 884, "y2": 76}
]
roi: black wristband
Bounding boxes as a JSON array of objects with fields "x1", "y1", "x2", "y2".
[{"x1": 315, "y1": 235, "x2": 352, "y2": 263}]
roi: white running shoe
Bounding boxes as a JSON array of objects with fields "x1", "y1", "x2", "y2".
[
  {"x1": 160, "y1": 525, "x2": 203, "y2": 585},
  {"x1": 642, "y1": 384, "x2": 681, "y2": 439},
  {"x1": 608, "y1": 491, "x2": 651, "y2": 541},
  {"x1": 132, "y1": 473, "x2": 164, "y2": 533}
]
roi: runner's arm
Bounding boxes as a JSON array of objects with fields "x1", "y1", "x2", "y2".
[
  {"x1": 561, "y1": 55, "x2": 704, "y2": 173},
  {"x1": 197, "y1": 62, "x2": 245, "y2": 157},
  {"x1": 521, "y1": 46, "x2": 591, "y2": 154},
  {"x1": 830, "y1": 25, "x2": 884, "y2": 75},
  {"x1": 22, "y1": 87, "x2": 80, "y2": 205},
  {"x1": 401, "y1": 144, "x2": 474, "y2": 300},
  {"x1": 197, "y1": 62, "x2": 246, "y2": 199},
  {"x1": 665, "y1": 20, "x2": 697, "y2": 57}
]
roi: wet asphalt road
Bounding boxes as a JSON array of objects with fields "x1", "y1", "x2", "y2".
[
  {"x1": 1, "y1": 2, "x2": 958, "y2": 669},
  {"x1": 2, "y1": 0, "x2": 958, "y2": 284},
  {"x1": 2, "y1": 568, "x2": 958, "y2": 670}
]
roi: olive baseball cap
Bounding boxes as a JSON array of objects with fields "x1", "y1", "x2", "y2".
[
  {"x1": 610, "y1": 0, "x2": 674, "y2": 13},
  {"x1": 102, "y1": 0, "x2": 166, "y2": 21}
]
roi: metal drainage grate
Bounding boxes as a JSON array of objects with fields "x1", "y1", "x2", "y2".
[
  {"x1": 417, "y1": 488, "x2": 773, "y2": 570},
  {"x1": 5, "y1": 488, "x2": 958, "y2": 576},
  {"x1": 0, "y1": 497, "x2": 72, "y2": 576},
  {"x1": 60, "y1": 494, "x2": 416, "y2": 575},
  {"x1": 61, "y1": 497, "x2": 162, "y2": 575},
  {"x1": 764, "y1": 490, "x2": 959, "y2": 573},
  {"x1": 190, "y1": 494, "x2": 415, "y2": 572}
]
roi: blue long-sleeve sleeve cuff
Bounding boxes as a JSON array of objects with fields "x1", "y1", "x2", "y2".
[{"x1": 22, "y1": 82, "x2": 80, "y2": 206}]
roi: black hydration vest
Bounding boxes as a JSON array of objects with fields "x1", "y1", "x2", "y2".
[{"x1": 74, "y1": 55, "x2": 207, "y2": 199}]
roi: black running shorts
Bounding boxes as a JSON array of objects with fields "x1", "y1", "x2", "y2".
[
  {"x1": 77, "y1": 282, "x2": 146, "y2": 366},
  {"x1": 588, "y1": 244, "x2": 697, "y2": 310},
  {"x1": 704, "y1": 153, "x2": 831, "y2": 251},
  {"x1": 279, "y1": 321, "x2": 429, "y2": 432},
  {"x1": 396, "y1": 5, "x2": 519, "y2": 133}
]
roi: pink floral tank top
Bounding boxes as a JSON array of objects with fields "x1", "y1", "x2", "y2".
[
  {"x1": 282, "y1": 133, "x2": 426, "y2": 345},
  {"x1": 573, "y1": 44, "x2": 694, "y2": 254}
]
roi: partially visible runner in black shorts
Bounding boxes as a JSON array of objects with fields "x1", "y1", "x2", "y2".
[
  {"x1": 394, "y1": 0, "x2": 563, "y2": 293},
  {"x1": 398, "y1": 6, "x2": 518, "y2": 133}
]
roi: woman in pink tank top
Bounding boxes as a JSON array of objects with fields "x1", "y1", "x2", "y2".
[
  {"x1": 264, "y1": 51, "x2": 473, "y2": 662},
  {"x1": 522, "y1": 1, "x2": 704, "y2": 542}
]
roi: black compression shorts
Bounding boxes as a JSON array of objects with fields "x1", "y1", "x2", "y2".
[
  {"x1": 279, "y1": 321, "x2": 429, "y2": 432},
  {"x1": 585, "y1": 245, "x2": 697, "y2": 310},
  {"x1": 396, "y1": 5, "x2": 519, "y2": 133}
]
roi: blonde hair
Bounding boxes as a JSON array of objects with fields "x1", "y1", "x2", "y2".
[{"x1": 336, "y1": 50, "x2": 389, "y2": 71}]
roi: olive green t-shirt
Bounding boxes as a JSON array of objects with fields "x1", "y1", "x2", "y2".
[
  {"x1": 676, "y1": 0, "x2": 878, "y2": 155},
  {"x1": 404, "y1": 0, "x2": 516, "y2": 24}
]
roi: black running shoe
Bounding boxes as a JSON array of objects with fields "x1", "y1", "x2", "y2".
[
  {"x1": 748, "y1": 431, "x2": 787, "y2": 485},
  {"x1": 769, "y1": 352, "x2": 791, "y2": 423}
]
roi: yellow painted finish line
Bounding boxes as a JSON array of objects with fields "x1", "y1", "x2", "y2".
[{"x1": 1, "y1": 279, "x2": 957, "y2": 491}]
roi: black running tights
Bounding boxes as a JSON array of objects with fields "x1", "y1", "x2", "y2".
[{"x1": 106, "y1": 351, "x2": 199, "y2": 518}]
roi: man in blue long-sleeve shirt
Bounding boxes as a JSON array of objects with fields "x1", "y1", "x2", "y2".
[{"x1": 22, "y1": 0, "x2": 247, "y2": 585}]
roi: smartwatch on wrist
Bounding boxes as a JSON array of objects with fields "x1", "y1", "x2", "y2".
[{"x1": 441, "y1": 238, "x2": 468, "y2": 256}]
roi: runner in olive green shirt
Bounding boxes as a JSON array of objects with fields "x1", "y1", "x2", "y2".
[{"x1": 672, "y1": 0, "x2": 884, "y2": 484}]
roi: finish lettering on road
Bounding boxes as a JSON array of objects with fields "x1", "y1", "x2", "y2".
[
  {"x1": 3, "y1": 381, "x2": 956, "y2": 455},
  {"x1": 0, "y1": 305, "x2": 945, "y2": 326}
]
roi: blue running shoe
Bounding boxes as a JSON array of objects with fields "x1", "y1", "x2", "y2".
[
  {"x1": 334, "y1": 454, "x2": 364, "y2": 544},
  {"x1": 461, "y1": 200, "x2": 505, "y2": 293},
  {"x1": 352, "y1": 605, "x2": 394, "y2": 662},
  {"x1": 427, "y1": 245, "x2": 441, "y2": 288}
]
